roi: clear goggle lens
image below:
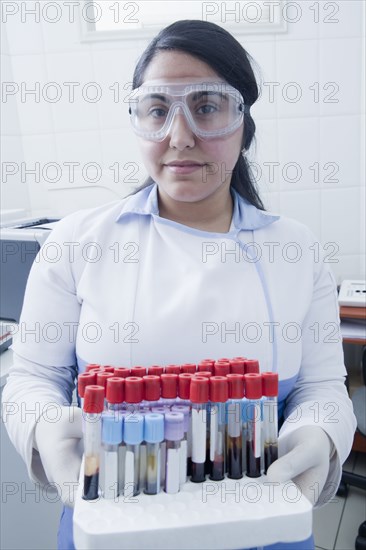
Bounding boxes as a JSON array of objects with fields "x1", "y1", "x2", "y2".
[{"x1": 129, "y1": 82, "x2": 245, "y2": 141}]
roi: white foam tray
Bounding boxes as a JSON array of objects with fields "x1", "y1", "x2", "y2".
[{"x1": 74, "y1": 461, "x2": 312, "y2": 550}]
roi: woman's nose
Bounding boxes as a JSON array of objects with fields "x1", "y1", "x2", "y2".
[{"x1": 168, "y1": 109, "x2": 196, "y2": 149}]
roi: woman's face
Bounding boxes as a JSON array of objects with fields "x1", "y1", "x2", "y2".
[{"x1": 136, "y1": 51, "x2": 244, "y2": 204}]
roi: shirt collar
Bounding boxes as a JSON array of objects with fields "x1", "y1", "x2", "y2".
[{"x1": 115, "y1": 183, "x2": 279, "y2": 231}]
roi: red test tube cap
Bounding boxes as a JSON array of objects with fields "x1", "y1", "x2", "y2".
[
  {"x1": 106, "y1": 377, "x2": 125, "y2": 404},
  {"x1": 103, "y1": 366, "x2": 115, "y2": 373},
  {"x1": 85, "y1": 364, "x2": 100, "y2": 372},
  {"x1": 161, "y1": 374, "x2": 178, "y2": 398},
  {"x1": 96, "y1": 372, "x2": 114, "y2": 389},
  {"x1": 214, "y1": 360, "x2": 230, "y2": 376},
  {"x1": 148, "y1": 366, "x2": 164, "y2": 376},
  {"x1": 83, "y1": 385, "x2": 105, "y2": 413},
  {"x1": 262, "y1": 372, "x2": 279, "y2": 397},
  {"x1": 165, "y1": 365, "x2": 181, "y2": 375},
  {"x1": 190, "y1": 376, "x2": 209, "y2": 403},
  {"x1": 194, "y1": 371, "x2": 212, "y2": 378},
  {"x1": 197, "y1": 362, "x2": 214, "y2": 374},
  {"x1": 210, "y1": 376, "x2": 228, "y2": 403},
  {"x1": 130, "y1": 366, "x2": 147, "y2": 377},
  {"x1": 229, "y1": 359, "x2": 245, "y2": 375},
  {"x1": 180, "y1": 363, "x2": 197, "y2": 374},
  {"x1": 226, "y1": 374, "x2": 244, "y2": 399},
  {"x1": 244, "y1": 359, "x2": 260, "y2": 374},
  {"x1": 114, "y1": 368, "x2": 130, "y2": 378},
  {"x1": 143, "y1": 375, "x2": 161, "y2": 401},
  {"x1": 125, "y1": 376, "x2": 144, "y2": 403},
  {"x1": 178, "y1": 373, "x2": 193, "y2": 399},
  {"x1": 244, "y1": 373, "x2": 262, "y2": 399},
  {"x1": 78, "y1": 372, "x2": 97, "y2": 398}
]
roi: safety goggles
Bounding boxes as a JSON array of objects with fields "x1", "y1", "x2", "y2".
[{"x1": 128, "y1": 81, "x2": 245, "y2": 141}]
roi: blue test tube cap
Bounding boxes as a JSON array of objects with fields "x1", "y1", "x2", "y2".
[
  {"x1": 144, "y1": 413, "x2": 164, "y2": 444},
  {"x1": 124, "y1": 413, "x2": 144, "y2": 445},
  {"x1": 102, "y1": 412, "x2": 123, "y2": 445}
]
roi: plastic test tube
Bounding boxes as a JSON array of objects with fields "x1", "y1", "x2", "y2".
[
  {"x1": 190, "y1": 377, "x2": 209, "y2": 483},
  {"x1": 123, "y1": 413, "x2": 144, "y2": 497},
  {"x1": 177, "y1": 373, "x2": 193, "y2": 474},
  {"x1": 164, "y1": 412, "x2": 184, "y2": 494},
  {"x1": 82, "y1": 385, "x2": 105, "y2": 500},
  {"x1": 144, "y1": 413, "x2": 164, "y2": 495},
  {"x1": 209, "y1": 376, "x2": 228, "y2": 481},
  {"x1": 226, "y1": 374, "x2": 244, "y2": 479},
  {"x1": 100, "y1": 412, "x2": 123, "y2": 499},
  {"x1": 262, "y1": 372, "x2": 279, "y2": 473},
  {"x1": 244, "y1": 373, "x2": 262, "y2": 478},
  {"x1": 171, "y1": 405, "x2": 190, "y2": 485},
  {"x1": 77, "y1": 372, "x2": 96, "y2": 411}
]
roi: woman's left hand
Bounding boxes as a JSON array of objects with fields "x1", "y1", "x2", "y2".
[{"x1": 266, "y1": 425, "x2": 333, "y2": 506}]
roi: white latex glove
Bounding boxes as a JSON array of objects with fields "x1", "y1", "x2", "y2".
[
  {"x1": 266, "y1": 425, "x2": 333, "y2": 506},
  {"x1": 34, "y1": 406, "x2": 83, "y2": 508}
]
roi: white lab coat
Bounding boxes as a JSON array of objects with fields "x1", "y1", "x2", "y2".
[{"x1": 2, "y1": 183, "x2": 356, "y2": 505}]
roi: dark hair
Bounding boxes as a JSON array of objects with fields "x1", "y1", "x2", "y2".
[{"x1": 132, "y1": 19, "x2": 264, "y2": 210}]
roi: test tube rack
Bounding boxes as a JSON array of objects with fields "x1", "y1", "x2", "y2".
[{"x1": 74, "y1": 459, "x2": 312, "y2": 550}]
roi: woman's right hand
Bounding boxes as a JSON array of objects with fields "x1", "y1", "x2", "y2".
[{"x1": 34, "y1": 406, "x2": 83, "y2": 508}]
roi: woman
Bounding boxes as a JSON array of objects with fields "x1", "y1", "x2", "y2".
[{"x1": 3, "y1": 20, "x2": 356, "y2": 550}]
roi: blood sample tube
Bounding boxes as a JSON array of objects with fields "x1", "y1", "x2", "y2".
[
  {"x1": 106, "y1": 377, "x2": 125, "y2": 411},
  {"x1": 244, "y1": 373, "x2": 262, "y2": 478},
  {"x1": 143, "y1": 375, "x2": 161, "y2": 409},
  {"x1": 82, "y1": 385, "x2": 105, "y2": 500},
  {"x1": 144, "y1": 413, "x2": 164, "y2": 495},
  {"x1": 151, "y1": 406, "x2": 168, "y2": 486},
  {"x1": 180, "y1": 363, "x2": 196, "y2": 374},
  {"x1": 244, "y1": 359, "x2": 260, "y2": 374},
  {"x1": 209, "y1": 376, "x2": 228, "y2": 481},
  {"x1": 123, "y1": 413, "x2": 144, "y2": 497},
  {"x1": 214, "y1": 360, "x2": 231, "y2": 377},
  {"x1": 261, "y1": 372, "x2": 279, "y2": 473},
  {"x1": 160, "y1": 374, "x2": 178, "y2": 407},
  {"x1": 125, "y1": 376, "x2": 144, "y2": 414},
  {"x1": 114, "y1": 368, "x2": 131, "y2": 378},
  {"x1": 164, "y1": 412, "x2": 184, "y2": 494},
  {"x1": 226, "y1": 374, "x2": 244, "y2": 479},
  {"x1": 130, "y1": 366, "x2": 147, "y2": 377},
  {"x1": 100, "y1": 412, "x2": 123, "y2": 499},
  {"x1": 148, "y1": 365, "x2": 164, "y2": 376},
  {"x1": 171, "y1": 405, "x2": 190, "y2": 485},
  {"x1": 78, "y1": 372, "x2": 96, "y2": 409},
  {"x1": 165, "y1": 364, "x2": 181, "y2": 375},
  {"x1": 190, "y1": 377, "x2": 209, "y2": 482}
]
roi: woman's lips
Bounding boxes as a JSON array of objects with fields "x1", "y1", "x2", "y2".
[{"x1": 164, "y1": 162, "x2": 206, "y2": 175}]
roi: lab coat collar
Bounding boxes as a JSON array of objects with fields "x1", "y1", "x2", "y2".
[{"x1": 115, "y1": 183, "x2": 280, "y2": 231}]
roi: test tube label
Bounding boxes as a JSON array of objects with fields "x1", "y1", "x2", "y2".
[
  {"x1": 180, "y1": 440, "x2": 188, "y2": 485},
  {"x1": 191, "y1": 408, "x2": 207, "y2": 463},
  {"x1": 166, "y1": 447, "x2": 180, "y2": 494},
  {"x1": 124, "y1": 450, "x2": 135, "y2": 496},
  {"x1": 210, "y1": 406, "x2": 218, "y2": 462},
  {"x1": 254, "y1": 402, "x2": 261, "y2": 458}
]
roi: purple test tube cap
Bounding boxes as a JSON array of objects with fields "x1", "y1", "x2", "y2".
[{"x1": 164, "y1": 412, "x2": 184, "y2": 441}]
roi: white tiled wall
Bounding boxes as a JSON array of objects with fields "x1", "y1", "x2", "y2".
[{"x1": 1, "y1": 0, "x2": 365, "y2": 281}]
